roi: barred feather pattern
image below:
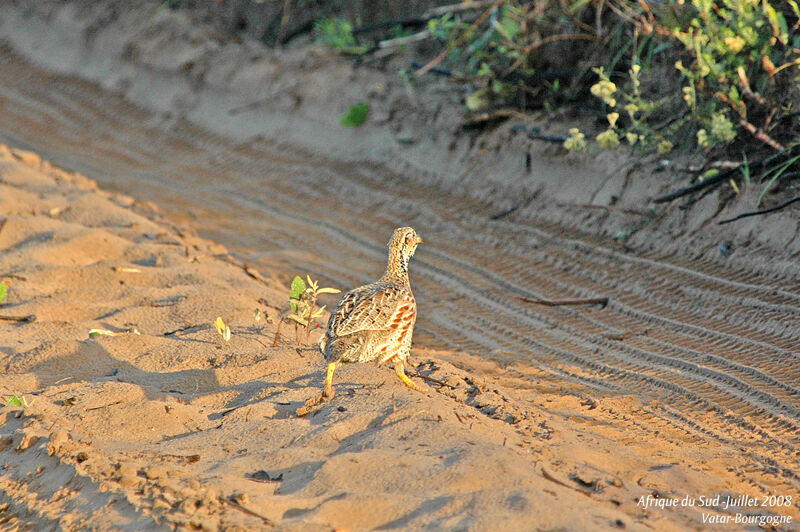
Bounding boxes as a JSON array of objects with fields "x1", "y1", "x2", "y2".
[{"x1": 321, "y1": 227, "x2": 420, "y2": 365}]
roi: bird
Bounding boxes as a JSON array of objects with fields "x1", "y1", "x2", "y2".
[{"x1": 318, "y1": 226, "x2": 424, "y2": 399}]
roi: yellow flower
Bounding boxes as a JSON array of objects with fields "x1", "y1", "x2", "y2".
[
  {"x1": 564, "y1": 128, "x2": 588, "y2": 152},
  {"x1": 658, "y1": 140, "x2": 673, "y2": 154},
  {"x1": 682, "y1": 86, "x2": 695, "y2": 108},
  {"x1": 626, "y1": 132, "x2": 639, "y2": 145},
  {"x1": 711, "y1": 113, "x2": 736, "y2": 143},
  {"x1": 697, "y1": 129, "x2": 710, "y2": 149},
  {"x1": 723, "y1": 36, "x2": 745, "y2": 53},
  {"x1": 596, "y1": 129, "x2": 620, "y2": 149},
  {"x1": 607, "y1": 112, "x2": 620, "y2": 128},
  {"x1": 590, "y1": 80, "x2": 617, "y2": 107}
]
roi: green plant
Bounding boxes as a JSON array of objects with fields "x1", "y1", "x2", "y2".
[
  {"x1": 4, "y1": 395, "x2": 27, "y2": 408},
  {"x1": 427, "y1": 2, "x2": 582, "y2": 109},
  {"x1": 667, "y1": 0, "x2": 799, "y2": 150},
  {"x1": 561, "y1": 0, "x2": 800, "y2": 157},
  {"x1": 254, "y1": 308, "x2": 271, "y2": 328},
  {"x1": 0, "y1": 281, "x2": 7, "y2": 304},
  {"x1": 418, "y1": 0, "x2": 799, "y2": 158},
  {"x1": 340, "y1": 103, "x2": 369, "y2": 127},
  {"x1": 759, "y1": 153, "x2": 800, "y2": 205},
  {"x1": 273, "y1": 276, "x2": 340, "y2": 347},
  {"x1": 566, "y1": 64, "x2": 670, "y2": 153},
  {"x1": 740, "y1": 152, "x2": 752, "y2": 188},
  {"x1": 314, "y1": 17, "x2": 369, "y2": 55}
]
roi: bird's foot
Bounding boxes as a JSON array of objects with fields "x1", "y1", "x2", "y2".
[
  {"x1": 296, "y1": 391, "x2": 332, "y2": 417},
  {"x1": 296, "y1": 362, "x2": 338, "y2": 417},
  {"x1": 323, "y1": 383, "x2": 335, "y2": 400},
  {"x1": 395, "y1": 361, "x2": 423, "y2": 392}
]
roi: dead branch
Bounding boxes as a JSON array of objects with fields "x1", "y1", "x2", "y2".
[
  {"x1": 0, "y1": 314, "x2": 36, "y2": 322},
  {"x1": 718, "y1": 195, "x2": 800, "y2": 225},
  {"x1": 527, "y1": 132, "x2": 568, "y2": 143},
  {"x1": 717, "y1": 90, "x2": 784, "y2": 152},
  {"x1": 686, "y1": 160, "x2": 742, "y2": 172},
  {"x1": 738, "y1": 118, "x2": 785, "y2": 151},
  {"x1": 425, "y1": 0, "x2": 500, "y2": 18},
  {"x1": 409, "y1": 60, "x2": 453, "y2": 77},
  {"x1": 519, "y1": 296, "x2": 609, "y2": 308},
  {"x1": 410, "y1": 372, "x2": 457, "y2": 389},
  {"x1": 653, "y1": 146, "x2": 800, "y2": 203},
  {"x1": 653, "y1": 162, "x2": 758, "y2": 204},
  {"x1": 379, "y1": 30, "x2": 432, "y2": 49},
  {"x1": 355, "y1": 0, "x2": 497, "y2": 35},
  {"x1": 737, "y1": 66, "x2": 767, "y2": 106},
  {"x1": 219, "y1": 497, "x2": 274, "y2": 526}
]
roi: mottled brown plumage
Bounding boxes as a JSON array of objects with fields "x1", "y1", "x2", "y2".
[{"x1": 319, "y1": 227, "x2": 423, "y2": 398}]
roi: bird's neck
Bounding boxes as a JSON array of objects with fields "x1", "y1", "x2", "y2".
[{"x1": 382, "y1": 247, "x2": 410, "y2": 285}]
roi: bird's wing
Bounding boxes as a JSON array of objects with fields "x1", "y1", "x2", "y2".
[{"x1": 328, "y1": 283, "x2": 415, "y2": 337}]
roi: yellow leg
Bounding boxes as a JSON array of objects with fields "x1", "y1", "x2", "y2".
[
  {"x1": 395, "y1": 360, "x2": 422, "y2": 392},
  {"x1": 296, "y1": 361, "x2": 338, "y2": 417},
  {"x1": 323, "y1": 361, "x2": 337, "y2": 399}
]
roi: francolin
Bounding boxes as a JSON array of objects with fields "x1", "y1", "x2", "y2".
[{"x1": 319, "y1": 227, "x2": 423, "y2": 399}]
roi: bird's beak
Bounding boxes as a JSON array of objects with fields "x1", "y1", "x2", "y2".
[{"x1": 416, "y1": 236, "x2": 424, "y2": 244}]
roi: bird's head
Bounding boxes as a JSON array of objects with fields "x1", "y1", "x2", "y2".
[
  {"x1": 390, "y1": 226, "x2": 423, "y2": 256},
  {"x1": 387, "y1": 227, "x2": 423, "y2": 277}
]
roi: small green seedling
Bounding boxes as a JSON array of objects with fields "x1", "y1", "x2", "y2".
[
  {"x1": 0, "y1": 281, "x2": 8, "y2": 304},
  {"x1": 215, "y1": 317, "x2": 231, "y2": 342},
  {"x1": 314, "y1": 17, "x2": 369, "y2": 55},
  {"x1": 253, "y1": 308, "x2": 272, "y2": 334},
  {"x1": 340, "y1": 103, "x2": 369, "y2": 127},
  {"x1": 273, "y1": 275, "x2": 340, "y2": 347},
  {"x1": 4, "y1": 395, "x2": 27, "y2": 408}
]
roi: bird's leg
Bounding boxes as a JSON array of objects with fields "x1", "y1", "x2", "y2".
[
  {"x1": 323, "y1": 361, "x2": 337, "y2": 399},
  {"x1": 394, "y1": 360, "x2": 422, "y2": 392},
  {"x1": 296, "y1": 361, "x2": 338, "y2": 416}
]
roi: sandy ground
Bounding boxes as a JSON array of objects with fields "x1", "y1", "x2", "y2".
[
  {"x1": 0, "y1": 1, "x2": 799, "y2": 530},
  {"x1": 1, "y1": 147, "x2": 798, "y2": 530}
]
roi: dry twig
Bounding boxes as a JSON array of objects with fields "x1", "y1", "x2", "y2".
[
  {"x1": 410, "y1": 372, "x2": 457, "y2": 389},
  {"x1": 520, "y1": 296, "x2": 609, "y2": 308},
  {"x1": 220, "y1": 497, "x2": 274, "y2": 526},
  {"x1": 718, "y1": 195, "x2": 800, "y2": 225},
  {"x1": 0, "y1": 314, "x2": 36, "y2": 322},
  {"x1": 738, "y1": 118, "x2": 785, "y2": 151}
]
